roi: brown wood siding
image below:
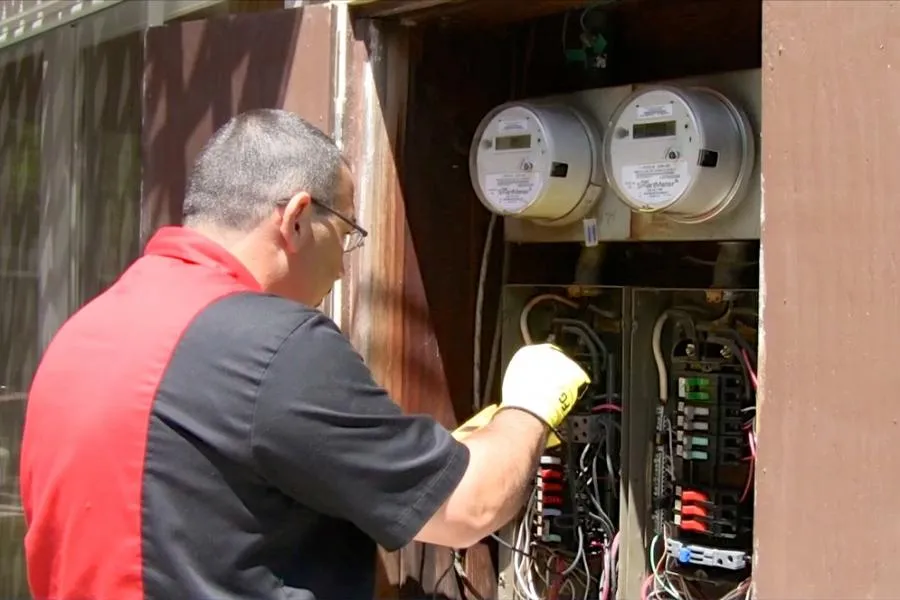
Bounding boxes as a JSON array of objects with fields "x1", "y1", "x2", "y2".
[{"x1": 757, "y1": 1, "x2": 900, "y2": 598}]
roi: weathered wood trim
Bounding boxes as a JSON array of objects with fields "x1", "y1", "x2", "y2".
[
  {"x1": 339, "y1": 14, "x2": 478, "y2": 599},
  {"x1": 757, "y1": 1, "x2": 900, "y2": 597}
]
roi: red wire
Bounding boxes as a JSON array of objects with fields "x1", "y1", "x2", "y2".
[
  {"x1": 591, "y1": 403, "x2": 622, "y2": 413},
  {"x1": 548, "y1": 556, "x2": 565, "y2": 600}
]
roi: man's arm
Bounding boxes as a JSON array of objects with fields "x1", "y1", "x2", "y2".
[
  {"x1": 415, "y1": 408, "x2": 546, "y2": 548},
  {"x1": 251, "y1": 311, "x2": 578, "y2": 551}
]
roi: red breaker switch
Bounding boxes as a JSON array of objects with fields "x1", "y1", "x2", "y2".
[{"x1": 537, "y1": 455, "x2": 565, "y2": 544}]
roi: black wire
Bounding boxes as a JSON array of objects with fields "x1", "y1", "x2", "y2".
[
  {"x1": 559, "y1": 324, "x2": 602, "y2": 383},
  {"x1": 664, "y1": 308, "x2": 699, "y2": 341},
  {"x1": 554, "y1": 318, "x2": 610, "y2": 369},
  {"x1": 432, "y1": 559, "x2": 454, "y2": 600},
  {"x1": 489, "y1": 532, "x2": 538, "y2": 560}
]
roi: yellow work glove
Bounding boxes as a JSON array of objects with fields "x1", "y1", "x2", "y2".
[
  {"x1": 452, "y1": 404, "x2": 563, "y2": 448},
  {"x1": 452, "y1": 404, "x2": 500, "y2": 441},
  {"x1": 499, "y1": 343, "x2": 590, "y2": 430}
]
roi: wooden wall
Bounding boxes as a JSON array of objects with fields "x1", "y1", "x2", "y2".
[{"x1": 756, "y1": 1, "x2": 900, "y2": 597}]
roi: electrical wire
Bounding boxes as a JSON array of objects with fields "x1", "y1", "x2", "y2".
[
  {"x1": 739, "y1": 348, "x2": 758, "y2": 504},
  {"x1": 473, "y1": 213, "x2": 499, "y2": 411},
  {"x1": 520, "y1": 293, "x2": 579, "y2": 344},
  {"x1": 481, "y1": 240, "x2": 511, "y2": 406}
]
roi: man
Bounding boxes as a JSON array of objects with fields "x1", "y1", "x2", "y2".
[{"x1": 20, "y1": 109, "x2": 588, "y2": 600}]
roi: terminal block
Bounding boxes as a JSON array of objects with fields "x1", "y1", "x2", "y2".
[{"x1": 665, "y1": 539, "x2": 749, "y2": 571}]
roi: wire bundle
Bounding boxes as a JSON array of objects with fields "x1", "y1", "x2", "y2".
[{"x1": 509, "y1": 490, "x2": 620, "y2": 600}]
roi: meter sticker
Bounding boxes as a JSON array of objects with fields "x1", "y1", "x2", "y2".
[
  {"x1": 483, "y1": 172, "x2": 541, "y2": 212},
  {"x1": 620, "y1": 161, "x2": 690, "y2": 207},
  {"x1": 635, "y1": 103, "x2": 674, "y2": 120},
  {"x1": 497, "y1": 118, "x2": 529, "y2": 134}
]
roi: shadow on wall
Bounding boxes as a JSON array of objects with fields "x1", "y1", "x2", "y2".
[{"x1": 141, "y1": 7, "x2": 319, "y2": 242}]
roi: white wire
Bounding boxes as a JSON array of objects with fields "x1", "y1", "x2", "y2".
[
  {"x1": 519, "y1": 293, "x2": 579, "y2": 344},
  {"x1": 651, "y1": 312, "x2": 669, "y2": 401},
  {"x1": 650, "y1": 534, "x2": 683, "y2": 600},
  {"x1": 652, "y1": 312, "x2": 676, "y2": 482},
  {"x1": 473, "y1": 213, "x2": 498, "y2": 411},
  {"x1": 513, "y1": 493, "x2": 542, "y2": 600}
]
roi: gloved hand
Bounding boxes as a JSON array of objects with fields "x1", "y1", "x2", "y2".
[{"x1": 499, "y1": 343, "x2": 590, "y2": 430}]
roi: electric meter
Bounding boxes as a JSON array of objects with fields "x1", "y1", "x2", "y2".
[
  {"x1": 602, "y1": 86, "x2": 755, "y2": 224},
  {"x1": 469, "y1": 102, "x2": 603, "y2": 226}
]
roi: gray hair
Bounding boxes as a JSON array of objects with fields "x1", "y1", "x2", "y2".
[{"x1": 182, "y1": 109, "x2": 344, "y2": 230}]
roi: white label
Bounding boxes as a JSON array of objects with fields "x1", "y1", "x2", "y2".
[
  {"x1": 582, "y1": 218, "x2": 599, "y2": 247},
  {"x1": 497, "y1": 118, "x2": 529, "y2": 134},
  {"x1": 620, "y1": 160, "x2": 691, "y2": 208},
  {"x1": 636, "y1": 103, "x2": 674, "y2": 120},
  {"x1": 482, "y1": 172, "x2": 541, "y2": 212}
]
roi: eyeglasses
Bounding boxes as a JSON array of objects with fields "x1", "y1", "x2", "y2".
[{"x1": 310, "y1": 198, "x2": 368, "y2": 253}]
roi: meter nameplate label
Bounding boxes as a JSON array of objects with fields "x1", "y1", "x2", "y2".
[
  {"x1": 635, "y1": 103, "x2": 674, "y2": 120},
  {"x1": 483, "y1": 172, "x2": 541, "y2": 212},
  {"x1": 497, "y1": 118, "x2": 529, "y2": 134},
  {"x1": 620, "y1": 160, "x2": 690, "y2": 208}
]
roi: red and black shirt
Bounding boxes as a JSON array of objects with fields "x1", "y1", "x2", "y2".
[{"x1": 20, "y1": 226, "x2": 469, "y2": 600}]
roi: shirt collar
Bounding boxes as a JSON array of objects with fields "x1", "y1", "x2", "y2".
[{"x1": 143, "y1": 226, "x2": 262, "y2": 291}]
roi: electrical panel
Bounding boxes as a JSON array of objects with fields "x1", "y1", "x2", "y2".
[
  {"x1": 497, "y1": 285, "x2": 625, "y2": 600},
  {"x1": 623, "y1": 288, "x2": 757, "y2": 600},
  {"x1": 472, "y1": 68, "x2": 761, "y2": 244},
  {"x1": 496, "y1": 287, "x2": 757, "y2": 600}
]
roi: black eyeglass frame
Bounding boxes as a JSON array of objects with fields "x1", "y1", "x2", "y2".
[{"x1": 310, "y1": 198, "x2": 368, "y2": 253}]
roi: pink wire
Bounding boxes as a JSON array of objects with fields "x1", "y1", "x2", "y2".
[
  {"x1": 640, "y1": 573, "x2": 654, "y2": 600},
  {"x1": 739, "y1": 349, "x2": 758, "y2": 503},
  {"x1": 591, "y1": 403, "x2": 622, "y2": 413},
  {"x1": 601, "y1": 532, "x2": 621, "y2": 600},
  {"x1": 739, "y1": 429, "x2": 757, "y2": 503},
  {"x1": 739, "y1": 457, "x2": 755, "y2": 503},
  {"x1": 741, "y1": 348, "x2": 758, "y2": 390}
]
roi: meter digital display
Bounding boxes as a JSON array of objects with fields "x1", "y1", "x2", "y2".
[
  {"x1": 495, "y1": 134, "x2": 532, "y2": 151},
  {"x1": 632, "y1": 120, "x2": 676, "y2": 140}
]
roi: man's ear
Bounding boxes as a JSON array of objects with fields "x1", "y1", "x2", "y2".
[{"x1": 280, "y1": 191, "x2": 312, "y2": 252}]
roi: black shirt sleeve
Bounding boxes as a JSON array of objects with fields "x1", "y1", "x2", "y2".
[{"x1": 250, "y1": 311, "x2": 470, "y2": 551}]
